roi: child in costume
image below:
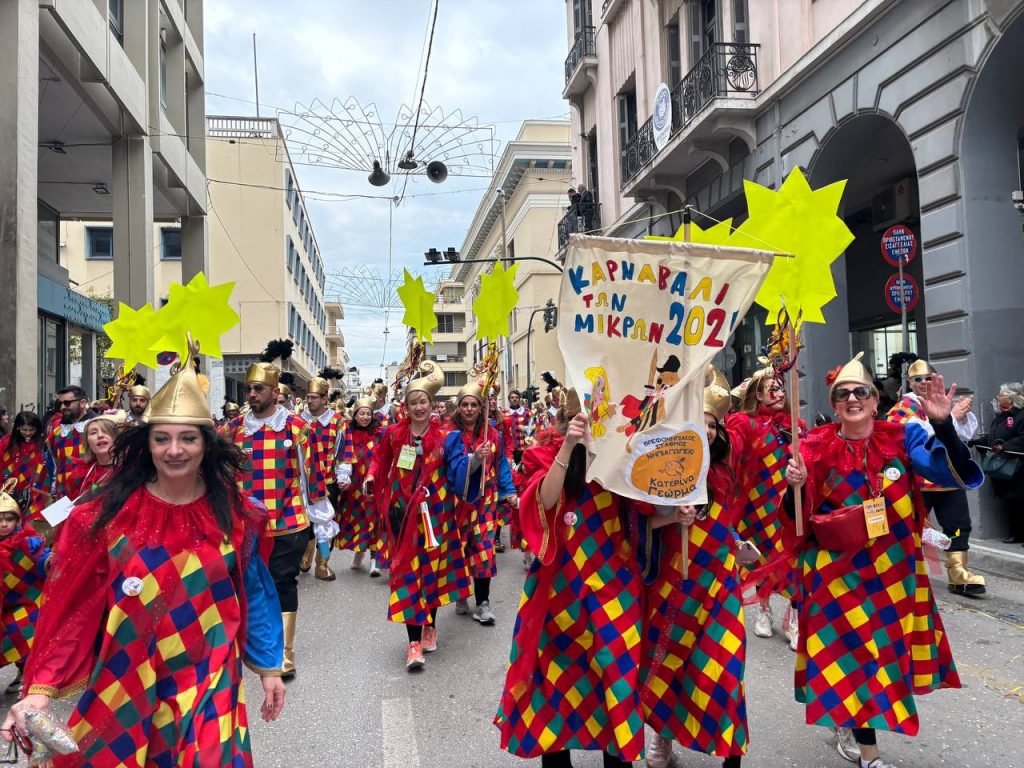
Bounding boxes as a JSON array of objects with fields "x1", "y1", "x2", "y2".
[{"x1": 336, "y1": 397, "x2": 383, "y2": 575}]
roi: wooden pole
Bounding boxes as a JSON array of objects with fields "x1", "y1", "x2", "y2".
[
  {"x1": 681, "y1": 206, "x2": 693, "y2": 578},
  {"x1": 788, "y1": 322, "x2": 804, "y2": 537}
]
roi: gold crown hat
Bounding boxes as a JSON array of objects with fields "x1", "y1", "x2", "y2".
[
  {"x1": 703, "y1": 384, "x2": 732, "y2": 421},
  {"x1": 90, "y1": 409, "x2": 128, "y2": 427},
  {"x1": 457, "y1": 373, "x2": 486, "y2": 404},
  {"x1": 405, "y1": 360, "x2": 444, "y2": 399},
  {"x1": 278, "y1": 383, "x2": 293, "y2": 398},
  {"x1": 144, "y1": 336, "x2": 214, "y2": 427},
  {"x1": 307, "y1": 377, "x2": 330, "y2": 396},
  {"x1": 245, "y1": 362, "x2": 280, "y2": 388},
  {"x1": 907, "y1": 359, "x2": 935, "y2": 379},
  {"x1": 353, "y1": 396, "x2": 374, "y2": 412},
  {"x1": 829, "y1": 351, "x2": 874, "y2": 397},
  {"x1": 0, "y1": 479, "x2": 20, "y2": 517},
  {"x1": 128, "y1": 385, "x2": 151, "y2": 399},
  {"x1": 224, "y1": 401, "x2": 240, "y2": 412},
  {"x1": 705, "y1": 364, "x2": 730, "y2": 390}
]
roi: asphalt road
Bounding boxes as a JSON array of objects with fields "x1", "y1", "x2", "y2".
[{"x1": 3, "y1": 544, "x2": 1020, "y2": 767}]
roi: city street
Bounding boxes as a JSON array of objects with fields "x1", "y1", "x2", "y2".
[{"x1": 241, "y1": 545, "x2": 1023, "y2": 767}]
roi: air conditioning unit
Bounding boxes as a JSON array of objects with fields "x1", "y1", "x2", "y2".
[{"x1": 871, "y1": 178, "x2": 913, "y2": 232}]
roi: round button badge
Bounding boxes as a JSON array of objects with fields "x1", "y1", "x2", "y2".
[
  {"x1": 283, "y1": 439, "x2": 293, "y2": 448},
  {"x1": 884, "y1": 467, "x2": 901, "y2": 481},
  {"x1": 563, "y1": 512, "x2": 578, "y2": 526},
  {"x1": 121, "y1": 576, "x2": 144, "y2": 597}
]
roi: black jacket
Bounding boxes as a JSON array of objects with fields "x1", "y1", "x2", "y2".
[{"x1": 982, "y1": 407, "x2": 1024, "y2": 498}]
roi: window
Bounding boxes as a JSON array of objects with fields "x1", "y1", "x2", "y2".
[
  {"x1": 732, "y1": 0, "x2": 749, "y2": 43},
  {"x1": 666, "y1": 17, "x2": 682, "y2": 84},
  {"x1": 87, "y1": 227, "x2": 114, "y2": 260},
  {"x1": 688, "y1": 0, "x2": 719, "y2": 65},
  {"x1": 108, "y1": 0, "x2": 124, "y2": 44},
  {"x1": 617, "y1": 89, "x2": 638, "y2": 170},
  {"x1": 37, "y1": 200, "x2": 59, "y2": 265},
  {"x1": 444, "y1": 371, "x2": 467, "y2": 388},
  {"x1": 571, "y1": 0, "x2": 592, "y2": 35},
  {"x1": 285, "y1": 170, "x2": 295, "y2": 210},
  {"x1": 437, "y1": 313, "x2": 456, "y2": 334},
  {"x1": 587, "y1": 130, "x2": 600, "y2": 194},
  {"x1": 286, "y1": 236, "x2": 294, "y2": 273},
  {"x1": 161, "y1": 228, "x2": 182, "y2": 260},
  {"x1": 159, "y1": 35, "x2": 168, "y2": 109}
]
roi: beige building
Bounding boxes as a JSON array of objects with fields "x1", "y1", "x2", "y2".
[
  {"x1": 423, "y1": 280, "x2": 469, "y2": 400},
  {"x1": 450, "y1": 120, "x2": 571, "y2": 403},
  {"x1": 2, "y1": 0, "x2": 208, "y2": 410},
  {"x1": 61, "y1": 115, "x2": 349, "y2": 406}
]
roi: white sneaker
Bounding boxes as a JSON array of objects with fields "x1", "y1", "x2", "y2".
[
  {"x1": 833, "y1": 727, "x2": 861, "y2": 762},
  {"x1": 863, "y1": 759, "x2": 898, "y2": 768},
  {"x1": 472, "y1": 600, "x2": 496, "y2": 625},
  {"x1": 645, "y1": 734, "x2": 673, "y2": 768},
  {"x1": 785, "y1": 606, "x2": 799, "y2": 651},
  {"x1": 753, "y1": 603, "x2": 774, "y2": 637},
  {"x1": 351, "y1": 551, "x2": 366, "y2": 570},
  {"x1": 368, "y1": 559, "x2": 381, "y2": 577},
  {"x1": 455, "y1": 598, "x2": 470, "y2": 615}
]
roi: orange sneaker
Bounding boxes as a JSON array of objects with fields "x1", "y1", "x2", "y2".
[
  {"x1": 406, "y1": 641, "x2": 425, "y2": 671},
  {"x1": 422, "y1": 626, "x2": 438, "y2": 652}
]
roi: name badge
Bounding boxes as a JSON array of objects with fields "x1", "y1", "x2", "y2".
[
  {"x1": 863, "y1": 497, "x2": 890, "y2": 539},
  {"x1": 41, "y1": 496, "x2": 74, "y2": 527},
  {"x1": 397, "y1": 444, "x2": 417, "y2": 470}
]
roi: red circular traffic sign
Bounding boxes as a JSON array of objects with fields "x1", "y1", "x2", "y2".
[
  {"x1": 885, "y1": 273, "x2": 919, "y2": 313},
  {"x1": 880, "y1": 225, "x2": 917, "y2": 266}
]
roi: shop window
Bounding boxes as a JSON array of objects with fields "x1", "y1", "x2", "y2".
[
  {"x1": 37, "y1": 200, "x2": 60, "y2": 264},
  {"x1": 87, "y1": 227, "x2": 114, "y2": 260}
]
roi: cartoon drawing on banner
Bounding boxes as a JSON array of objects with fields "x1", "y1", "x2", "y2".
[
  {"x1": 584, "y1": 366, "x2": 617, "y2": 437},
  {"x1": 617, "y1": 352, "x2": 681, "y2": 451}
]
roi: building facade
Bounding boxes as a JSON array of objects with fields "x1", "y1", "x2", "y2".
[
  {"x1": 1, "y1": 0, "x2": 208, "y2": 411},
  {"x1": 422, "y1": 280, "x2": 469, "y2": 400},
  {"x1": 564, "y1": 0, "x2": 1024, "y2": 531},
  {"x1": 452, "y1": 120, "x2": 572, "y2": 402}
]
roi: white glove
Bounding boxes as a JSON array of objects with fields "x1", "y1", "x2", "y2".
[
  {"x1": 336, "y1": 463, "x2": 353, "y2": 484},
  {"x1": 307, "y1": 497, "x2": 340, "y2": 544}
]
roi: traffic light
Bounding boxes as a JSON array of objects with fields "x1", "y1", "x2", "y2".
[{"x1": 542, "y1": 299, "x2": 558, "y2": 332}]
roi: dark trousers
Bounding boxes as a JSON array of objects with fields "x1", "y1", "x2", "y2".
[
  {"x1": 923, "y1": 489, "x2": 972, "y2": 551},
  {"x1": 541, "y1": 750, "x2": 632, "y2": 768},
  {"x1": 269, "y1": 528, "x2": 312, "y2": 612}
]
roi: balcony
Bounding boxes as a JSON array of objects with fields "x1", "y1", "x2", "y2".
[
  {"x1": 620, "y1": 42, "x2": 761, "y2": 190},
  {"x1": 557, "y1": 196, "x2": 603, "y2": 253},
  {"x1": 563, "y1": 26, "x2": 597, "y2": 99}
]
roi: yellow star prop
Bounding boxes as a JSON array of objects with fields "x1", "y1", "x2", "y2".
[
  {"x1": 473, "y1": 261, "x2": 520, "y2": 342},
  {"x1": 730, "y1": 167, "x2": 854, "y2": 324},
  {"x1": 103, "y1": 302, "x2": 161, "y2": 370},
  {"x1": 149, "y1": 273, "x2": 240, "y2": 359},
  {"x1": 645, "y1": 217, "x2": 734, "y2": 246},
  {"x1": 396, "y1": 269, "x2": 438, "y2": 343}
]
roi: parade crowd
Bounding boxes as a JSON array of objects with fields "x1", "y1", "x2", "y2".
[{"x1": 0, "y1": 340, "x2": 1017, "y2": 768}]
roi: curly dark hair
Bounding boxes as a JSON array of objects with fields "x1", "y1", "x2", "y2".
[{"x1": 88, "y1": 425, "x2": 247, "y2": 536}]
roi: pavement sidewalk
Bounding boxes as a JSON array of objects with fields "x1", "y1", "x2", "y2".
[{"x1": 968, "y1": 536, "x2": 1024, "y2": 581}]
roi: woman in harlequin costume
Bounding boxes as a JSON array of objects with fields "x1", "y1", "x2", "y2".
[
  {"x1": 781, "y1": 354, "x2": 976, "y2": 768},
  {"x1": 363, "y1": 362, "x2": 471, "y2": 671},
  {"x1": 496, "y1": 394, "x2": 677, "y2": 768},
  {"x1": 336, "y1": 397, "x2": 383, "y2": 575},
  {"x1": 0, "y1": 412, "x2": 50, "y2": 521},
  {"x1": 66, "y1": 411, "x2": 125, "y2": 500},
  {"x1": 642, "y1": 384, "x2": 757, "y2": 768},
  {"x1": 3, "y1": 344, "x2": 286, "y2": 767},
  {"x1": 488, "y1": 386, "x2": 517, "y2": 554},
  {"x1": 444, "y1": 377, "x2": 518, "y2": 626},
  {"x1": 0, "y1": 479, "x2": 50, "y2": 697},
  {"x1": 726, "y1": 365, "x2": 805, "y2": 648}
]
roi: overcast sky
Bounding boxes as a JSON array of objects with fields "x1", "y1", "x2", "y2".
[{"x1": 203, "y1": 1, "x2": 570, "y2": 383}]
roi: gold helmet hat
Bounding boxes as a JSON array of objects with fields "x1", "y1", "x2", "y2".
[
  {"x1": 828, "y1": 352, "x2": 874, "y2": 399},
  {"x1": 353, "y1": 396, "x2": 375, "y2": 413},
  {"x1": 907, "y1": 359, "x2": 935, "y2": 379},
  {"x1": 307, "y1": 377, "x2": 330, "y2": 396},
  {"x1": 128, "y1": 385, "x2": 151, "y2": 399},
  {"x1": 0, "y1": 479, "x2": 21, "y2": 518},
  {"x1": 145, "y1": 336, "x2": 214, "y2": 427},
  {"x1": 405, "y1": 360, "x2": 443, "y2": 400},
  {"x1": 246, "y1": 362, "x2": 280, "y2": 388},
  {"x1": 703, "y1": 384, "x2": 732, "y2": 422}
]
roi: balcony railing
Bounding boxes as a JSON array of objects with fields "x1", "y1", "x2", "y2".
[
  {"x1": 620, "y1": 42, "x2": 760, "y2": 187},
  {"x1": 557, "y1": 196, "x2": 603, "y2": 251},
  {"x1": 564, "y1": 26, "x2": 597, "y2": 84}
]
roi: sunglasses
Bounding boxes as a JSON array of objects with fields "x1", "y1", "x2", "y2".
[
  {"x1": 911, "y1": 376, "x2": 932, "y2": 384},
  {"x1": 1, "y1": 726, "x2": 32, "y2": 763},
  {"x1": 832, "y1": 386, "x2": 873, "y2": 402},
  {"x1": 57, "y1": 399, "x2": 82, "y2": 408}
]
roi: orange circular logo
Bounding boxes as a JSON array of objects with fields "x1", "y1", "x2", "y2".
[{"x1": 629, "y1": 428, "x2": 705, "y2": 499}]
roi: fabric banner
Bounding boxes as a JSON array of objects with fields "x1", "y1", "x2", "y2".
[{"x1": 557, "y1": 236, "x2": 775, "y2": 504}]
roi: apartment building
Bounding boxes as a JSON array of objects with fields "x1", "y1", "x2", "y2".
[
  {"x1": 423, "y1": 280, "x2": 470, "y2": 400},
  {"x1": 1, "y1": 0, "x2": 208, "y2": 410},
  {"x1": 562, "y1": 0, "x2": 1024, "y2": 431},
  {"x1": 451, "y1": 120, "x2": 572, "y2": 401}
]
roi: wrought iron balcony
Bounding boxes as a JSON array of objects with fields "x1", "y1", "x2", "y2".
[
  {"x1": 557, "y1": 196, "x2": 602, "y2": 252},
  {"x1": 620, "y1": 42, "x2": 760, "y2": 187},
  {"x1": 564, "y1": 26, "x2": 597, "y2": 84}
]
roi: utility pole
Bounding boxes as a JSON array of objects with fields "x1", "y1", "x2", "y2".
[{"x1": 497, "y1": 189, "x2": 509, "y2": 266}]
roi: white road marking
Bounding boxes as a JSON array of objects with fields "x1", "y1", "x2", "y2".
[{"x1": 382, "y1": 697, "x2": 421, "y2": 767}]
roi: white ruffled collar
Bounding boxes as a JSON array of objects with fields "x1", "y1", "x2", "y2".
[
  {"x1": 301, "y1": 408, "x2": 335, "y2": 427},
  {"x1": 242, "y1": 405, "x2": 290, "y2": 436},
  {"x1": 58, "y1": 419, "x2": 90, "y2": 438}
]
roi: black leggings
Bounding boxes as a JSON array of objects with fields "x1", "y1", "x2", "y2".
[
  {"x1": 540, "y1": 750, "x2": 631, "y2": 768},
  {"x1": 853, "y1": 728, "x2": 877, "y2": 746},
  {"x1": 405, "y1": 609, "x2": 437, "y2": 642},
  {"x1": 474, "y1": 576, "x2": 491, "y2": 605}
]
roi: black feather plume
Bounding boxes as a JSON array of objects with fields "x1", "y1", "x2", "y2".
[
  {"x1": 259, "y1": 339, "x2": 294, "y2": 363},
  {"x1": 541, "y1": 371, "x2": 562, "y2": 392},
  {"x1": 279, "y1": 372, "x2": 296, "y2": 387},
  {"x1": 319, "y1": 366, "x2": 344, "y2": 381}
]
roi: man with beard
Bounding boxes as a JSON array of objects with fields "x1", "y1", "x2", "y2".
[
  {"x1": 222, "y1": 362, "x2": 329, "y2": 679},
  {"x1": 505, "y1": 389, "x2": 531, "y2": 465},
  {"x1": 126, "y1": 385, "x2": 151, "y2": 426},
  {"x1": 299, "y1": 377, "x2": 346, "y2": 581},
  {"x1": 46, "y1": 386, "x2": 97, "y2": 499}
]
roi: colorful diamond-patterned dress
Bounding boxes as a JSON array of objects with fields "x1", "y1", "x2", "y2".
[
  {"x1": 46, "y1": 415, "x2": 89, "y2": 500},
  {"x1": 0, "y1": 436, "x2": 50, "y2": 519},
  {"x1": 495, "y1": 435, "x2": 648, "y2": 762},
  {"x1": 370, "y1": 421, "x2": 471, "y2": 625},
  {"x1": 336, "y1": 424, "x2": 382, "y2": 553},
  {"x1": 0, "y1": 525, "x2": 50, "y2": 667},
  {"x1": 444, "y1": 424, "x2": 516, "y2": 579},
  {"x1": 727, "y1": 406, "x2": 804, "y2": 601},
  {"x1": 641, "y1": 462, "x2": 748, "y2": 759},
  {"x1": 790, "y1": 419, "x2": 980, "y2": 735},
  {"x1": 23, "y1": 488, "x2": 284, "y2": 768}
]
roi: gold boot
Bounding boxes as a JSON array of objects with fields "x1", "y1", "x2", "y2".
[
  {"x1": 299, "y1": 538, "x2": 316, "y2": 573},
  {"x1": 315, "y1": 549, "x2": 336, "y2": 581},
  {"x1": 946, "y1": 551, "x2": 986, "y2": 597},
  {"x1": 281, "y1": 611, "x2": 297, "y2": 679}
]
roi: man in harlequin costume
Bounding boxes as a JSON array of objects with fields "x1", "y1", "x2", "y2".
[
  {"x1": 886, "y1": 358, "x2": 984, "y2": 596},
  {"x1": 0, "y1": 479, "x2": 50, "y2": 697},
  {"x1": 488, "y1": 386, "x2": 517, "y2": 554},
  {"x1": 125, "y1": 385, "x2": 151, "y2": 427},
  {"x1": 505, "y1": 389, "x2": 531, "y2": 464},
  {"x1": 46, "y1": 385, "x2": 96, "y2": 500},
  {"x1": 223, "y1": 361, "x2": 330, "y2": 678},
  {"x1": 299, "y1": 376, "x2": 345, "y2": 581}
]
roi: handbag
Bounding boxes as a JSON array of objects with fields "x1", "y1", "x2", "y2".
[
  {"x1": 980, "y1": 450, "x2": 1022, "y2": 481},
  {"x1": 809, "y1": 504, "x2": 869, "y2": 553}
]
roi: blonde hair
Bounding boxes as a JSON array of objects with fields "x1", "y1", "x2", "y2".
[{"x1": 82, "y1": 418, "x2": 120, "y2": 463}]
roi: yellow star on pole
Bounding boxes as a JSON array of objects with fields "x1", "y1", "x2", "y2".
[
  {"x1": 730, "y1": 167, "x2": 854, "y2": 324},
  {"x1": 103, "y1": 302, "x2": 162, "y2": 370},
  {"x1": 396, "y1": 269, "x2": 438, "y2": 343},
  {"x1": 645, "y1": 217, "x2": 734, "y2": 246},
  {"x1": 473, "y1": 261, "x2": 520, "y2": 342},
  {"x1": 149, "y1": 273, "x2": 240, "y2": 359}
]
